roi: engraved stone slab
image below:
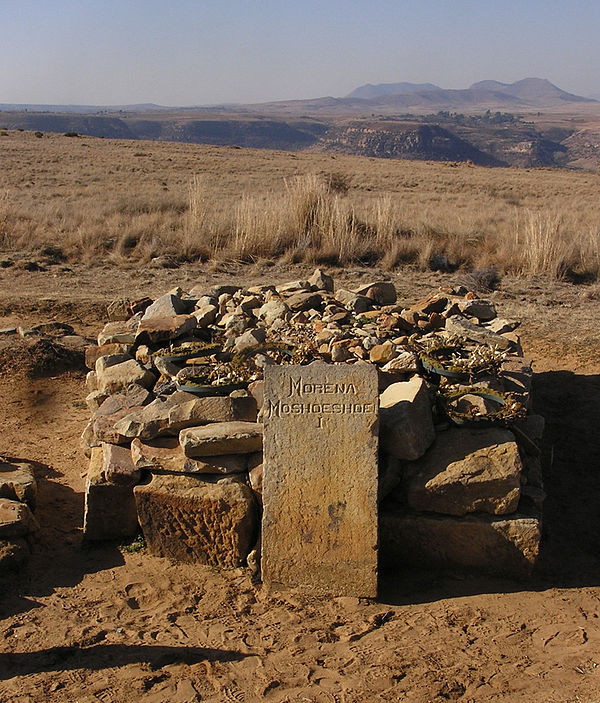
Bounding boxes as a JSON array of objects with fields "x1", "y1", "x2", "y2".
[{"x1": 262, "y1": 362, "x2": 378, "y2": 597}]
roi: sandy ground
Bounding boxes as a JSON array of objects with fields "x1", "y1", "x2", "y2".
[{"x1": 1, "y1": 262, "x2": 600, "y2": 703}]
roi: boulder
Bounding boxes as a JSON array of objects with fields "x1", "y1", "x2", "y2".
[
  {"x1": 406, "y1": 428, "x2": 522, "y2": 516},
  {"x1": 134, "y1": 474, "x2": 258, "y2": 566},
  {"x1": 0, "y1": 461, "x2": 37, "y2": 510},
  {"x1": 234, "y1": 328, "x2": 266, "y2": 354},
  {"x1": 257, "y1": 299, "x2": 289, "y2": 327},
  {"x1": 114, "y1": 392, "x2": 257, "y2": 440},
  {"x1": 380, "y1": 509, "x2": 540, "y2": 579},
  {"x1": 379, "y1": 377, "x2": 435, "y2": 461},
  {"x1": 131, "y1": 437, "x2": 248, "y2": 474},
  {"x1": 192, "y1": 304, "x2": 218, "y2": 327},
  {"x1": 83, "y1": 447, "x2": 139, "y2": 541},
  {"x1": 180, "y1": 422, "x2": 263, "y2": 457},
  {"x1": 286, "y1": 291, "x2": 324, "y2": 312}
]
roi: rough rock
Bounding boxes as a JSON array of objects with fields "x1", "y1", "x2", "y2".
[
  {"x1": 95, "y1": 358, "x2": 156, "y2": 395},
  {"x1": 135, "y1": 314, "x2": 197, "y2": 345},
  {"x1": 193, "y1": 304, "x2": 218, "y2": 327},
  {"x1": 134, "y1": 473, "x2": 258, "y2": 566},
  {"x1": 308, "y1": 268, "x2": 334, "y2": 292},
  {"x1": 102, "y1": 443, "x2": 141, "y2": 486},
  {"x1": 0, "y1": 461, "x2": 37, "y2": 510},
  {"x1": 0, "y1": 538, "x2": 30, "y2": 571},
  {"x1": 379, "y1": 377, "x2": 435, "y2": 461},
  {"x1": 114, "y1": 392, "x2": 257, "y2": 440},
  {"x1": 458, "y1": 298, "x2": 497, "y2": 322},
  {"x1": 142, "y1": 293, "x2": 190, "y2": 320},
  {"x1": 286, "y1": 291, "x2": 324, "y2": 312},
  {"x1": 380, "y1": 509, "x2": 540, "y2": 579},
  {"x1": 85, "y1": 343, "x2": 132, "y2": 369},
  {"x1": 0, "y1": 498, "x2": 38, "y2": 539},
  {"x1": 83, "y1": 447, "x2": 139, "y2": 541},
  {"x1": 354, "y1": 281, "x2": 397, "y2": 306},
  {"x1": 406, "y1": 428, "x2": 522, "y2": 516},
  {"x1": 336, "y1": 290, "x2": 372, "y2": 313},
  {"x1": 257, "y1": 299, "x2": 289, "y2": 327},
  {"x1": 97, "y1": 321, "x2": 137, "y2": 346},
  {"x1": 131, "y1": 437, "x2": 248, "y2": 474},
  {"x1": 234, "y1": 328, "x2": 266, "y2": 354},
  {"x1": 445, "y1": 315, "x2": 512, "y2": 350},
  {"x1": 180, "y1": 422, "x2": 263, "y2": 457}
]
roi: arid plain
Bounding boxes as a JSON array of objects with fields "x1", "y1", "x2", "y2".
[{"x1": 0, "y1": 130, "x2": 600, "y2": 702}]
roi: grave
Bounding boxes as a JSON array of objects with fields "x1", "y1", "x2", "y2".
[{"x1": 261, "y1": 362, "x2": 379, "y2": 597}]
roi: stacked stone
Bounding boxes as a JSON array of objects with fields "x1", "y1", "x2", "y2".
[
  {"x1": 0, "y1": 460, "x2": 39, "y2": 571},
  {"x1": 81, "y1": 270, "x2": 543, "y2": 578}
]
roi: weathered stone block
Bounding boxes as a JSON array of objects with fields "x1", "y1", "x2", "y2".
[
  {"x1": 115, "y1": 392, "x2": 257, "y2": 440},
  {"x1": 379, "y1": 377, "x2": 435, "y2": 461},
  {"x1": 180, "y1": 421, "x2": 263, "y2": 457},
  {"x1": 262, "y1": 362, "x2": 379, "y2": 597},
  {"x1": 131, "y1": 437, "x2": 248, "y2": 474},
  {"x1": 380, "y1": 509, "x2": 540, "y2": 579},
  {"x1": 0, "y1": 461, "x2": 37, "y2": 510},
  {"x1": 134, "y1": 474, "x2": 258, "y2": 567},
  {"x1": 406, "y1": 428, "x2": 522, "y2": 516},
  {"x1": 83, "y1": 447, "x2": 139, "y2": 541},
  {"x1": 135, "y1": 315, "x2": 197, "y2": 345}
]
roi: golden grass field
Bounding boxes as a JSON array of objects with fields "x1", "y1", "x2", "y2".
[{"x1": 1, "y1": 129, "x2": 599, "y2": 280}]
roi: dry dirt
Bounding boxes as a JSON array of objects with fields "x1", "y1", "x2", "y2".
[{"x1": 0, "y1": 262, "x2": 599, "y2": 703}]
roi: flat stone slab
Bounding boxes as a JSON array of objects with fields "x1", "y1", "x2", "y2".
[
  {"x1": 114, "y1": 391, "x2": 257, "y2": 440},
  {"x1": 380, "y1": 509, "x2": 540, "y2": 579},
  {"x1": 134, "y1": 473, "x2": 258, "y2": 566},
  {"x1": 406, "y1": 428, "x2": 522, "y2": 516},
  {"x1": 262, "y1": 362, "x2": 379, "y2": 597},
  {"x1": 0, "y1": 461, "x2": 37, "y2": 510},
  {"x1": 180, "y1": 422, "x2": 263, "y2": 457},
  {"x1": 131, "y1": 437, "x2": 248, "y2": 474}
]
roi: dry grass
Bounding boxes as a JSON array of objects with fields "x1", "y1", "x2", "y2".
[{"x1": 0, "y1": 129, "x2": 599, "y2": 280}]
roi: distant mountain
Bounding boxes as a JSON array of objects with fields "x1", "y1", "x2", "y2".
[
  {"x1": 469, "y1": 78, "x2": 594, "y2": 104},
  {"x1": 346, "y1": 82, "x2": 440, "y2": 100},
  {"x1": 0, "y1": 103, "x2": 171, "y2": 114}
]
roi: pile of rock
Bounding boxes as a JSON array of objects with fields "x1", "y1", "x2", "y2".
[
  {"x1": 0, "y1": 460, "x2": 39, "y2": 570},
  {"x1": 81, "y1": 269, "x2": 544, "y2": 579}
]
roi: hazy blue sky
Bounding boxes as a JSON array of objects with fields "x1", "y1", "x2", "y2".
[{"x1": 1, "y1": 0, "x2": 598, "y2": 105}]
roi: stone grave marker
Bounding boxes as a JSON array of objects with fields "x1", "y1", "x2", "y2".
[{"x1": 262, "y1": 362, "x2": 379, "y2": 597}]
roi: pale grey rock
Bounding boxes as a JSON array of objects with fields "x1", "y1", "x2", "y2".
[
  {"x1": 192, "y1": 304, "x2": 218, "y2": 327},
  {"x1": 257, "y1": 299, "x2": 289, "y2": 327},
  {"x1": 458, "y1": 298, "x2": 497, "y2": 322},
  {"x1": 444, "y1": 315, "x2": 512, "y2": 349},
  {"x1": 97, "y1": 321, "x2": 137, "y2": 346}
]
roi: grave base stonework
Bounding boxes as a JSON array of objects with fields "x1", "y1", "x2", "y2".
[{"x1": 262, "y1": 362, "x2": 379, "y2": 597}]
